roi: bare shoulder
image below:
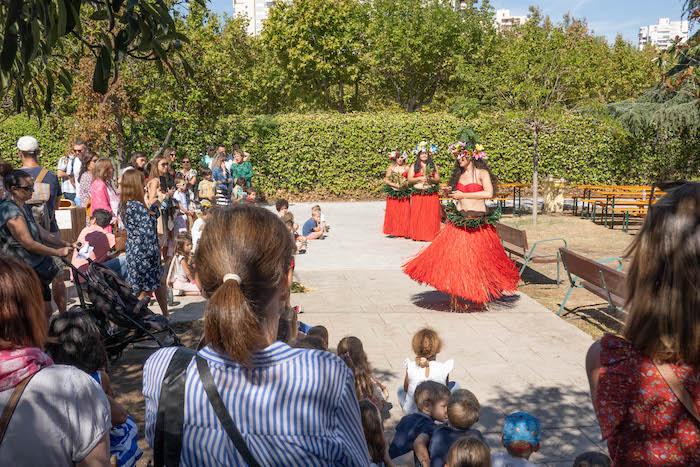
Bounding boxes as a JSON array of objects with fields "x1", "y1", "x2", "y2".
[{"x1": 585, "y1": 340, "x2": 602, "y2": 376}]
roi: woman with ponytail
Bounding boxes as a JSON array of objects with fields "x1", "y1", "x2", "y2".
[
  {"x1": 143, "y1": 204, "x2": 369, "y2": 466},
  {"x1": 403, "y1": 139, "x2": 519, "y2": 312}
]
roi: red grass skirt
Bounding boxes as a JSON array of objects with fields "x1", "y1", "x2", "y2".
[
  {"x1": 408, "y1": 193, "x2": 441, "y2": 242},
  {"x1": 384, "y1": 197, "x2": 411, "y2": 237},
  {"x1": 403, "y1": 223, "x2": 520, "y2": 304}
]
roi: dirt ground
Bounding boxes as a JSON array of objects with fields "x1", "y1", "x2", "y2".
[
  {"x1": 500, "y1": 212, "x2": 635, "y2": 340},
  {"x1": 111, "y1": 211, "x2": 635, "y2": 465}
]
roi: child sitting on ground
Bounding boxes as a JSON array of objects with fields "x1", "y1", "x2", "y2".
[
  {"x1": 231, "y1": 177, "x2": 247, "y2": 204},
  {"x1": 389, "y1": 381, "x2": 450, "y2": 461},
  {"x1": 46, "y1": 311, "x2": 142, "y2": 467},
  {"x1": 283, "y1": 213, "x2": 308, "y2": 254},
  {"x1": 167, "y1": 234, "x2": 200, "y2": 296},
  {"x1": 244, "y1": 187, "x2": 257, "y2": 204},
  {"x1": 276, "y1": 198, "x2": 290, "y2": 217},
  {"x1": 491, "y1": 412, "x2": 540, "y2": 467},
  {"x1": 197, "y1": 168, "x2": 216, "y2": 203},
  {"x1": 293, "y1": 335, "x2": 327, "y2": 350},
  {"x1": 173, "y1": 176, "x2": 195, "y2": 233},
  {"x1": 401, "y1": 328, "x2": 454, "y2": 414},
  {"x1": 414, "y1": 389, "x2": 485, "y2": 467},
  {"x1": 307, "y1": 325, "x2": 329, "y2": 350},
  {"x1": 360, "y1": 400, "x2": 394, "y2": 467},
  {"x1": 446, "y1": 437, "x2": 491, "y2": 467},
  {"x1": 302, "y1": 205, "x2": 326, "y2": 240},
  {"x1": 337, "y1": 336, "x2": 391, "y2": 418}
]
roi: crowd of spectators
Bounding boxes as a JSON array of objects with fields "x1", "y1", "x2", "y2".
[{"x1": 0, "y1": 134, "x2": 698, "y2": 466}]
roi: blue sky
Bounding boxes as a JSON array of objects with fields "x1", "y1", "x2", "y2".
[{"x1": 208, "y1": 0, "x2": 689, "y2": 45}]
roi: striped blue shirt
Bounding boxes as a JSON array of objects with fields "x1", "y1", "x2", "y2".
[{"x1": 143, "y1": 342, "x2": 370, "y2": 466}]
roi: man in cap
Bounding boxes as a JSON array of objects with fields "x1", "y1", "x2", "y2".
[{"x1": 17, "y1": 135, "x2": 67, "y2": 313}]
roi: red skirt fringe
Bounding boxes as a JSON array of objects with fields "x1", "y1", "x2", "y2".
[
  {"x1": 383, "y1": 197, "x2": 411, "y2": 237},
  {"x1": 408, "y1": 193, "x2": 441, "y2": 242},
  {"x1": 403, "y1": 223, "x2": 520, "y2": 304}
]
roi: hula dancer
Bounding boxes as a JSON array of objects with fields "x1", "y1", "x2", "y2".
[
  {"x1": 403, "y1": 140, "x2": 519, "y2": 311},
  {"x1": 407, "y1": 142, "x2": 441, "y2": 242},
  {"x1": 383, "y1": 150, "x2": 411, "y2": 237}
]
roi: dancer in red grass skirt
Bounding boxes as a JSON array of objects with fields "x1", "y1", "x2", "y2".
[
  {"x1": 403, "y1": 141, "x2": 519, "y2": 311},
  {"x1": 383, "y1": 150, "x2": 412, "y2": 237},
  {"x1": 407, "y1": 142, "x2": 441, "y2": 242}
]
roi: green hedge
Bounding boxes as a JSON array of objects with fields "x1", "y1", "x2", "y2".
[
  {"x1": 1, "y1": 111, "x2": 664, "y2": 196},
  {"x1": 184, "y1": 111, "x2": 656, "y2": 196},
  {"x1": 0, "y1": 115, "x2": 70, "y2": 170}
]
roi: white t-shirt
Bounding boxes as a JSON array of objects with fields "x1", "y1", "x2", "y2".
[
  {"x1": 491, "y1": 452, "x2": 537, "y2": 467},
  {"x1": 57, "y1": 155, "x2": 82, "y2": 194},
  {"x1": 401, "y1": 357, "x2": 454, "y2": 414},
  {"x1": 192, "y1": 217, "x2": 205, "y2": 252},
  {"x1": 0, "y1": 365, "x2": 111, "y2": 465}
]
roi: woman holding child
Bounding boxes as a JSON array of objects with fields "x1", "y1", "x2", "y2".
[
  {"x1": 403, "y1": 139, "x2": 519, "y2": 311},
  {"x1": 407, "y1": 142, "x2": 441, "y2": 242},
  {"x1": 383, "y1": 150, "x2": 411, "y2": 238}
]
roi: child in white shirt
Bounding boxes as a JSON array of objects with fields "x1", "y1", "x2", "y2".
[{"x1": 400, "y1": 327, "x2": 454, "y2": 414}]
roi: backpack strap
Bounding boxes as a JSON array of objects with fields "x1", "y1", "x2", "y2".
[
  {"x1": 35, "y1": 168, "x2": 48, "y2": 184},
  {"x1": 655, "y1": 362, "x2": 700, "y2": 426},
  {"x1": 0, "y1": 370, "x2": 41, "y2": 444},
  {"x1": 154, "y1": 347, "x2": 195, "y2": 467},
  {"x1": 195, "y1": 355, "x2": 262, "y2": 467}
]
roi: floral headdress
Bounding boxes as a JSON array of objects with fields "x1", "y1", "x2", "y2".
[
  {"x1": 388, "y1": 150, "x2": 400, "y2": 160},
  {"x1": 452, "y1": 127, "x2": 487, "y2": 160},
  {"x1": 398, "y1": 151, "x2": 409, "y2": 161},
  {"x1": 413, "y1": 141, "x2": 438, "y2": 155}
]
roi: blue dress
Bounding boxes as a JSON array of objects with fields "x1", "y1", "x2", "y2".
[{"x1": 125, "y1": 200, "x2": 162, "y2": 293}]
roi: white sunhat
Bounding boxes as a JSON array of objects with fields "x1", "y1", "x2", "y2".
[{"x1": 17, "y1": 135, "x2": 39, "y2": 153}]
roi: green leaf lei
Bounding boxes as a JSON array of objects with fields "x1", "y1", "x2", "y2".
[
  {"x1": 444, "y1": 202, "x2": 502, "y2": 229},
  {"x1": 382, "y1": 183, "x2": 413, "y2": 199},
  {"x1": 411, "y1": 184, "x2": 440, "y2": 195}
]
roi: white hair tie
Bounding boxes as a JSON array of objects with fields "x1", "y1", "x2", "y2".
[{"x1": 222, "y1": 273, "x2": 242, "y2": 284}]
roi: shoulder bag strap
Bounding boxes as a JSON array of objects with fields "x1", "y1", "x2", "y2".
[
  {"x1": 36, "y1": 168, "x2": 48, "y2": 184},
  {"x1": 154, "y1": 347, "x2": 196, "y2": 467},
  {"x1": 195, "y1": 355, "x2": 262, "y2": 467},
  {"x1": 0, "y1": 370, "x2": 41, "y2": 444},
  {"x1": 655, "y1": 362, "x2": 700, "y2": 425}
]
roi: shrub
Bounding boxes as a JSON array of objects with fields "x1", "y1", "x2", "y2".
[{"x1": 0, "y1": 115, "x2": 70, "y2": 169}]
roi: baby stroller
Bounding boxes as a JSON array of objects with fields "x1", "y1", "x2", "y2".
[{"x1": 65, "y1": 259, "x2": 180, "y2": 361}]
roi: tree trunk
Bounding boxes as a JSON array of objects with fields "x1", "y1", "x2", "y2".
[
  {"x1": 337, "y1": 81, "x2": 345, "y2": 113},
  {"x1": 153, "y1": 126, "x2": 174, "y2": 160},
  {"x1": 532, "y1": 124, "x2": 540, "y2": 225}
]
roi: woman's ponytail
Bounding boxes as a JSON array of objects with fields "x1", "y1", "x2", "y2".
[
  {"x1": 195, "y1": 205, "x2": 294, "y2": 366},
  {"x1": 204, "y1": 279, "x2": 262, "y2": 366}
]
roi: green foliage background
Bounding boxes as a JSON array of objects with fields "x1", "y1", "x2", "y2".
[
  {"x1": 0, "y1": 115, "x2": 70, "y2": 169},
  {"x1": 2, "y1": 110, "x2": 669, "y2": 197}
]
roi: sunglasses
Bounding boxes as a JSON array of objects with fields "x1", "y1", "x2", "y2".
[{"x1": 17, "y1": 185, "x2": 34, "y2": 193}]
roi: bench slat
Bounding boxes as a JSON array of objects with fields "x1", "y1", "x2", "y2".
[{"x1": 560, "y1": 248, "x2": 626, "y2": 303}]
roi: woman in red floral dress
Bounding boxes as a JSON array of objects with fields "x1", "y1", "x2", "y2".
[{"x1": 586, "y1": 182, "x2": 700, "y2": 466}]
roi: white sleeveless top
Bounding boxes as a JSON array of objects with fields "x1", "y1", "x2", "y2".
[{"x1": 401, "y1": 357, "x2": 454, "y2": 414}]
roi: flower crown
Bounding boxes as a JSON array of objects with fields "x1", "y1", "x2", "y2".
[
  {"x1": 452, "y1": 141, "x2": 487, "y2": 161},
  {"x1": 388, "y1": 150, "x2": 409, "y2": 161},
  {"x1": 413, "y1": 141, "x2": 438, "y2": 155}
]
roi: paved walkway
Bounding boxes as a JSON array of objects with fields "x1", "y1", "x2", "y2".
[{"x1": 169, "y1": 201, "x2": 605, "y2": 465}]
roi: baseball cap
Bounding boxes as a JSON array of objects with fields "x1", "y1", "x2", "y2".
[
  {"x1": 17, "y1": 136, "x2": 39, "y2": 153},
  {"x1": 502, "y1": 411, "x2": 541, "y2": 447}
]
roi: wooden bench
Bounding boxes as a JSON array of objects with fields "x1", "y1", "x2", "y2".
[
  {"x1": 494, "y1": 223, "x2": 567, "y2": 284},
  {"x1": 558, "y1": 248, "x2": 626, "y2": 316}
]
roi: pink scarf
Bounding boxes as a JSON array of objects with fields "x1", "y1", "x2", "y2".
[{"x1": 0, "y1": 347, "x2": 53, "y2": 391}]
